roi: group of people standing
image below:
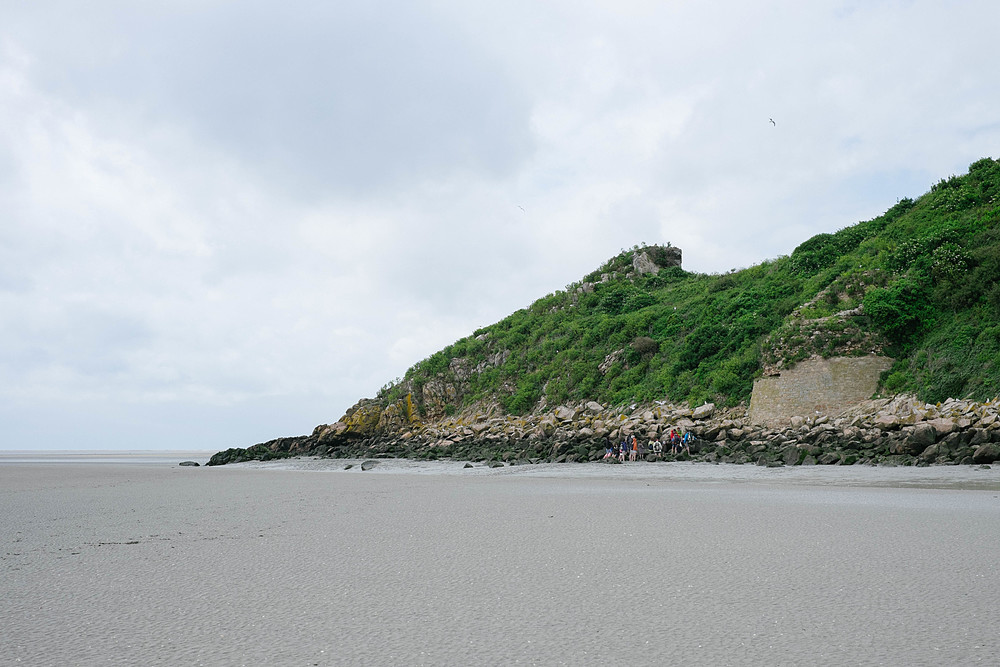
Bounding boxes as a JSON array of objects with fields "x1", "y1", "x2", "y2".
[{"x1": 603, "y1": 430, "x2": 693, "y2": 462}]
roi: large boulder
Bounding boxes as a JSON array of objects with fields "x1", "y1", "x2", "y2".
[
  {"x1": 969, "y1": 429, "x2": 990, "y2": 446},
  {"x1": 781, "y1": 445, "x2": 803, "y2": 465},
  {"x1": 918, "y1": 444, "x2": 940, "y2": 462},
  {"x1": 972, "y1": 443, "x2": 1000, "y2": 464},
  {"x1": 905, "y1": 423, "x2": 938, "y2": 452},
  {"x1": 875, "y1": 414, "x2": 901, "y2": 430},
  {"x1": 692, "y1": 403, "x2": 715, "y2": 420},
  {"x1": 926, "y1": 418, "x2": 957, "y2": 437},
  {"x1": 554, "y1": 406, "x2": 577, "y2": 422}
]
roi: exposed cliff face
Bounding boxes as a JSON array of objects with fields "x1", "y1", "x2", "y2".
[{"x1": 394, "y1": 338, "x2": 511, "y2": 421}]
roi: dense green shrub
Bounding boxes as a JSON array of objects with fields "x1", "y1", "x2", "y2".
[
  {"x1": 862, "y1": 277, "x2": 933, "y2": 343},
  {"x1": 632, "y1": 336, "x2": 660, "y2": 357},
  {"x1": 504, "y1": 375, "x2": 542, "y2": 414}
]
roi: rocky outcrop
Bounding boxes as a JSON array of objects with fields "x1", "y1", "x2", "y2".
[
  {"x1": 208, "y1": 393, "x2": 1000, "y2": 467},
  {"x1": 636, "y1": 245, "x2": 682, "y2": 272},
  {"x1": 633, "y1": 253, "x2": 658, "y2": 275}
]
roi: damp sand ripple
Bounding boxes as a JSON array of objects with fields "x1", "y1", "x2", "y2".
[{"x1": 2, "y1": 462, "x2": 999, "y2": 665}]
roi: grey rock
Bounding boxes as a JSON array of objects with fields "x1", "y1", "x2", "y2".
[
  {"x1": 972, "y1": 443, "x2": 1000, "y2": 464},
  {"x1": 906, "y1": 422, "x2": 938, "y2": 451},
  {"x1": 178, "y1": 461, "x2": 200, "y2": 467},
  {"x1": 927, "y1": 418, "x2": 956, "y2": 437},
  {"x1": 781, "y1": 445, "x2": 802, "y2": 466},
  {"x1": 632, "y1": 251, "x2": 661, "y2": 275},
  {"x1": 692, "y1": 403, "x2": 715, "y2": 420},
  {"x1": 969, "y1": 429, "x2": 990, "y2": 446},
  {"x1": 554, "y1": 406, "x2": 577, "y2": 421},
  {"x1": 875, "y1": 414, "x2": 901, "y2": 430},
  {"x1": 918, "y1": 444, "x2": 940, "y2": 462}
]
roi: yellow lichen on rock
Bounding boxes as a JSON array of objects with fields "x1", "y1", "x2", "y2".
[
  {"x1": 342, "y1": 400, "x2": 384, "y2": 435},
  {"x1": 376, "y1": 394, "x2": 422, "y2": 433},
  {"x1": 405, "y1": 393, "x2": 418, "y2": 424}
]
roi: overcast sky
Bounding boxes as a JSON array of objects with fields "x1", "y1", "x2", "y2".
[{"x1": 2, "y1": 1, "x2": 999, "y2": 451}]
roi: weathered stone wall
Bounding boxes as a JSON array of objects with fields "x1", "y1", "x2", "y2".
[{"x1": 749, "y1": 355, "x2": 893, "y2": 428}]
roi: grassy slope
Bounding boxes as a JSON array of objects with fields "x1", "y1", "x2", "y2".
[{"x1": 382, "y1": 158, "x2": 1000, "y2": 416}]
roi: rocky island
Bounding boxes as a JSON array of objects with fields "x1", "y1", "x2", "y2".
[{"x1": 210, "y1": 158, "x2": 1000, "y2": 468}]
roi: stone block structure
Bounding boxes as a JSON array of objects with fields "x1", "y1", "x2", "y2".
[{"x1": 749, "y1": 355, "x2": 893, "y2": 428}]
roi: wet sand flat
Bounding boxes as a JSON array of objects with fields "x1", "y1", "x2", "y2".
[{"x1": 2, "y1": 462, "x2": 999, "y2": 666}]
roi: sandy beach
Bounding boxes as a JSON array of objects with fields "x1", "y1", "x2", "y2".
[{"x1": 3, "y1": 460, "x2": 999, "y2": 666}]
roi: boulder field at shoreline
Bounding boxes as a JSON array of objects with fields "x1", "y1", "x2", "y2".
[{"x1": 209, "y1": 393, "x2": 1000, "y2": 467}]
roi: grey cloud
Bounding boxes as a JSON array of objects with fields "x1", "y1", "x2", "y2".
[
  {"x1": 0, "y1": 303, "x2": 152, "y2": 378},
  {"x1": 0, "y1": 261, "x2": 32, "y2": 294},
  {"x1": 15, "y1": 1, "x2": 534, "y2": 199}
]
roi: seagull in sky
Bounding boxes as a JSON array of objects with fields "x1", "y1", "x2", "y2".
[
  {"x1": 769, "y1": 118, "x2": 776, "y2": 126},
  {"x1": 518, "y1": 205, "x2": 525, "y2": 214}
]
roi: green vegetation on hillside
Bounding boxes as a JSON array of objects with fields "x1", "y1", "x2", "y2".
[{"x1": 381, "y1": 158, "x2": 1000, "y2": 415}]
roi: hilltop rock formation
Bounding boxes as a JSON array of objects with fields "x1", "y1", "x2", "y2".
[{"x1": 633, "y1": 246, "x2": 681, "y2": 274}]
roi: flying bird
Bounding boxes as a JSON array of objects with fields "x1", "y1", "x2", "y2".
[
  {"x1": 518, "y1": 205, "x2": 525, "y2": 214},
  {"x1": 769, "y1": 118, "x2": 776, "y2": 126}
]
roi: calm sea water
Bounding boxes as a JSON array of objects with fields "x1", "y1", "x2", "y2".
[{"x1": 0, "y1": 450, "x2": 215, "y2": 465}]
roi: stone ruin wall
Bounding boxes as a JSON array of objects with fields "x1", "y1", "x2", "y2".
[{"x1": 749, "y1": 356, "x2": 894, "y2": 428}]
